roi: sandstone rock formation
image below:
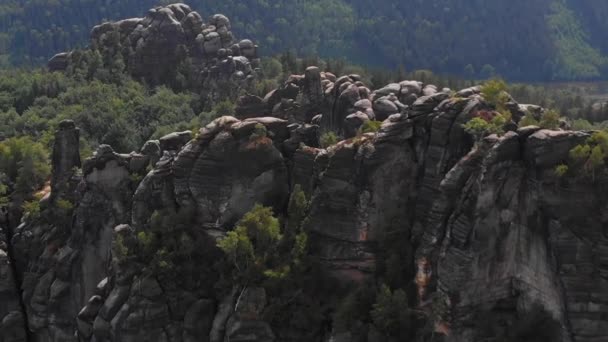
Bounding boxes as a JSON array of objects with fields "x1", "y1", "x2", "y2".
[
  {"x1": 3, "y1": 78, "x2": 606, "y2": 341},
  {"x1": 10, "y1": 6, "x2": 604, "y2": 341},
  {"x1": 0, "y1": 228, "x2": 27, "y2": 342},
  {"x1": 50, "y1": 4, "x2": 259, "y2": 106}
]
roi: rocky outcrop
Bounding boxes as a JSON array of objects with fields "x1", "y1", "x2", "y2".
[
  {"x1": 305, "y1": 114, "x2": 416, "y2": 283},
  {"x1": 62, "y1": 116, "x2": 295, "y2": 341},
  {"x1": 52, "y1": 4, "x2": 259, "y2": 106},
  {"x1": 47, "y1": 52, "x2": 70, "y2": 72},
  {"x1": 415, "y1": 128, "x2": 608, "y2": 342},
  {"x1": 11, "y1": 58, "x2": 608, "y2": 341},
  {"x1": 3, "y1": 3, "x2": 598, "y2": 341},
  {"x1": 0, "y1": 228, "x2": 27, "y2": 342},
  {"x1": 9, "y1": 126, "x2": 152, "y2": 341},
  {"x1": 50, "y1": 120, "x2": 81, "y2": 203}
]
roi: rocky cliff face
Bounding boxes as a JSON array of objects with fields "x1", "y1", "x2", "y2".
[
  {"x1": 4, "y1": 83, "x2": 607, "y2": 341},
  {"x1": 2, "y1": 4, "x2": 605, "y2": 342}
]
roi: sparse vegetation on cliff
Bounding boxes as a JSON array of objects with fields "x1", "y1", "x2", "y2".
[
  {"x1": 218, "y1": 185, "x2": 310, "y2": 287},
  {"x1": 3, "y1": 4, "x2": 608, "y2": 342},
  {"x1": 462, "y1": 114, "x2": 507, "y2": 142},
  {"x1": 567, "y1": 131, "x2": 608, "y2": 180},
  {"x1": 320, "y1": 131, "x2": 340, "y2": 148}
]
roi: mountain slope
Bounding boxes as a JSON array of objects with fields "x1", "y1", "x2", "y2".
[{"x1": 1, "y1": 1, "x2": 608, "y2": 80}]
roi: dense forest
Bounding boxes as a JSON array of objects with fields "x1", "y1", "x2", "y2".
[{"x1": 3, "y1": 0, "x2": 608, "y2": 81}]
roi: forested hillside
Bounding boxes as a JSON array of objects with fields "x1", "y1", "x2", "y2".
[{"x1": 3, "y1": 0, "x2": 608, "y2": 81}]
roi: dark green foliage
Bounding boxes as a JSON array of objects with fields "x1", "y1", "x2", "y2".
[
  {"x1": 359, "y1": 120, "x2": 382, "y2": 134},
  {"x1": 570, "y1": 144, "x2": 592, "y2": 164},
  {"x1": 250, "y1": 124, "x2": 268, "y2": 141},
  {"x1": 286, "y1": 184, "x2": 308, "y2": 234},
  {"x1": 474, "y1": 304, "x2": 562, "y2": 342},
  {"x1": 217, "y1": 204, "x2": 283, "y2": 284},
  {"x1": 0, "y1": 184, "x2": 8, "y2": 206},
  {"x1": 555, "y1": 164, "x2": 569, "y2": 178},
  {"x1": 320, "y1": 132, "x2": 339, "y2": 148},
  {"x1": 539, "y1": 109, "x2": 561, "y2": 129},
  {"x1": 546, "y1": 1, "x2": 606, "y2": 80},
  {"x1": 0, "y1": 69, "x2": 205, "y2": 153},
  {"x1": 571, "y1": 118, "x2": 595, "y2": 130},
  {"x1": 5, "y1": 1, "x2": 608, "y2": 80},
  {"x1": 0, "y1": 136, "x2": 50, "y2": 197},
  {"x1": 371, "y1": 284, "x2": 412, "y2": 339},
  {"x1": 285, "y1": 185, "x2": 310, "y2": 270},
  {"x1": 519, "y1": 111, "x2": 540, "y2": 127},
  {"x1": 1, "y1": 60, "x2": 602, "y2": 162},
  {"x1": 127, "y1": 205, "x2": 221, "y2": 291},
  {"x1": 21, "y1": 199, "x2": 41, "y2": 220},
  {"x1": 0, "y1": 0, "x2": 163, "y2": 66},
  {"x1": 567, "y1": 131, "x2": 608, "y2": 181},
  {"x1": 481, "y1": 78, "x2": 510, "y2": 112},
  {"x1": 508, "y1": 82, "x2": 606, "y2": 123},
  {"x1": 462, "y1": 114, "x2": 507, "y2": 142},
  {"x1": 217, "y1": 200, "x2": 310, "y2": 286},
  {"x1": 334, "y1": 282, "x2": 415, "y2": 339},
  {"x1": 333, "y1": 283, "x2": 376, "y2": 332}
]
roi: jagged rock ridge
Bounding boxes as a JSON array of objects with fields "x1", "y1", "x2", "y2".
[
  {"x1": 50, "y1": 3, "x2": 260, "y2": 104},
  {"x1": 4, "y1": 85, "x2": 607, "y2": 341},
  {"x1": 1, "y1": 4, "x2": 606, "y2": 342}
]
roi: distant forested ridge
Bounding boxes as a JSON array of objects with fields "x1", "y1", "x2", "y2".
[{"x1": 3, "y1": 0, "x2": 608, "y2": 81}]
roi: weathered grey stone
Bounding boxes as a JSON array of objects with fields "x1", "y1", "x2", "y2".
[
  {"x1": 455, "y1": 85, "x2": 481, "y2": 98},
  {"x1": 344, "y1": 112, "x2": 370, "y2": 138},
  {"x1": 411, "y1": 92, "x2": 450, "y2": 115},
  {"x1": 9, "y1": 69, "x2": 608, "y2": 342},
  {"x1": 99, "y1": 286, "x2": 130, "y2": 321},
  {"x1": 159, "y1": 131, "x2": 193, "y2": 151},
  {"x1": 422, "y1": 84, "x2": 438, "y2": 96},
  {"x1": 48, "y1": 52, "x2": 70, "y2": 71},
  {"x1": 374, "y1": 83, "x2": 401, "y2": 98},
  {"x1": 50, "y1": 120, "x2": 81, "y2": 202},
  {"x1": 0, "y1": 230, "x2": 27, "y2": 342}
]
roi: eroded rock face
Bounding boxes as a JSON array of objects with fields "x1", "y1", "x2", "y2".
[
  {"x1": 255, "y1": 68, "x2": 460, "y2": 138},
  {"x1": 306, "y1": 115, "x2": 416, "y2": 283},
  {"x1": 0, "y1": 229, "x2": 27, "y2": 342},
  {"x1": 54, "y1": 4, "x2": 259, "y2": 101},
  {"x1": 3, "y1": 78, "x2": 608, "y2": 342},
  {"x1": 9, "y1": 127, "x2": 149, "y2": 341},
  {"x1": 415, "y1": 129, "x2": 608, "y2": 342},
  {"x1": 133, "y1": 116, "x2": 290, "y2": 234}
]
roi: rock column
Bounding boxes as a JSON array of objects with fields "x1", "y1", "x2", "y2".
[{"x1": 50, "y1": 120, "x2": 81, "y2": 202}]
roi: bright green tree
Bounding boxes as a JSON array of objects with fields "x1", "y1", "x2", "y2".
[
  {"x1": 0, "y1": 136, "x2": 50, "y2": 197},
  {"x1": 218, "y1": 204, "x2": 283, "y2": 284},
  {"x1": 359, "y1": 120, "x2": 382, "y2": 134},
  {"x1": 519, "y1": 111, "x2": 540, "y2": 127},
  {"x1": 587, "y1": 145, "x2": 605, "y2": 180},
  {"x1": 539, "y1": 109, "x2": 561, "y2": 130},
  {"x1": 481, "y1": 78, "x2": 509, "y2": 107},
  {"x1": 320, "y1": 131, "x2": 339, "y2": 148},
  {"x1": 463, "y1": 114, "x2": 506, "y2": 142},
  {"x1": 286, "y1": 184, "x2": 309, "y2": 268},
  {"x1": 569, "y1": 144, "x2": 591, "y2": 163},
  {"x1": 554, "y1": 164, "x2": 569, "y2": 178}
]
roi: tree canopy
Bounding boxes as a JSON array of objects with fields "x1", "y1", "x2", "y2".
[{"x1": 4, "y1": 0, "x2": 608, "y2": 81}]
